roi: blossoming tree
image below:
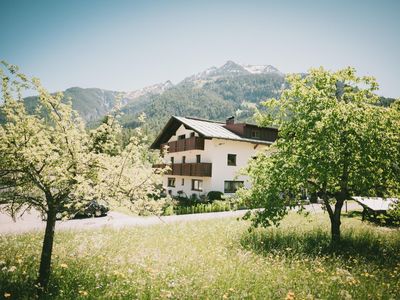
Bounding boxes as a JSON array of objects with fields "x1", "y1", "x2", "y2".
[{"x1": 0, "y1": 62, "x2": 163, "y2": 293}]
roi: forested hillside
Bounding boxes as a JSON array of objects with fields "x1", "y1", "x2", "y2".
[
  {"x1": 120, "y1": 72, "x2": 285, "y2": 133},
  {"x1": 18, "y1": 87, "x2": 122, "y2": 123},
  {"x1": 1, "y1": 61, "x2": 396, "y2": 135}
]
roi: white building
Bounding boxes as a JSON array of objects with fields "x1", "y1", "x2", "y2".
[{"x1": 150, "y1": 116, "x2": 278, "y2": 197}]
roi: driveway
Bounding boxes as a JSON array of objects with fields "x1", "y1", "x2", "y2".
[{"x1": 0, "y1": 202, "x2": 360, "y2": 235}]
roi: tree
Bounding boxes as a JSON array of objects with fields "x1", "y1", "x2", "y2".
[
  {"x1": 0, "y1": 62, "x2": 163, "y2": 294},
  {"x1": 240, "y1": 67, "x2": 400, "y2": 243}
]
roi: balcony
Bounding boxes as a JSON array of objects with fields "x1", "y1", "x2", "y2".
[
  {"x1": 153, "y1": 163, "x2": 212, "y2": 177},
  {"x1": 161, "y1": 136, "x2": 205, "y2": 153}
]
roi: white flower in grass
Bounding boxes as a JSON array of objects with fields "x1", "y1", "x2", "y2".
[{"x1": 8, "y1": 266, "x2": 17, "y2": 272}]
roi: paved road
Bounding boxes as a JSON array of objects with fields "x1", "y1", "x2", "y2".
[{"x1": 0, "y1": 202, "x2": 360, "y2": 235}]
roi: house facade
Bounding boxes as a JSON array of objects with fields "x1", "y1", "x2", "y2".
[{"x1": 150, "y1": 116, "x2": 278, "y2": 197}]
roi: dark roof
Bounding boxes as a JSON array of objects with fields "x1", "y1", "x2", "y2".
[{"x1": 150, "y1": 116, "x2": 277, "y2": 149}]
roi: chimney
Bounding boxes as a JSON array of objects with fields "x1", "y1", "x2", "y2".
[{"x1": 226, "y1": 116, "x2": 235, "y2": 125}]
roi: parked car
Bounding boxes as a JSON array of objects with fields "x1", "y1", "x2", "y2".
[
  {"x1": 43, "y1": 200, "x2": 109, "y2": 220},
  {"x1": 69, "y1": 200, "x2": 109, "y2": 219}
]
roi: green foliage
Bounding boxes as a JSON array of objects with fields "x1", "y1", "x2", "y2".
[
  {"x1": 166, "y1": 196, "x2": 247, "y2": 215},
  {"x1": 0, "y1": 213, "x2": 399, "y2": 299},
  {"x1": 241, "y1": 67, "x2": 400, "y2": 240},
  {"x1": 207, "y1": 191, "x2": 224, "y2": 201},
  {"x1": 173, "y1": 200, "x2": 233, "y2": 215},
  {"x1": 387, "y1": 200, "x2": 400, "y2": 226}
]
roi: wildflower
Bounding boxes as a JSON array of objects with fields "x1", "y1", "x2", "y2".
[
  {"x1": 60, "y1": 263, "x2": 68, "y2": 269},
  {"x1": 339, "y1": 290, "x2": 352, "y2": 300},
  {"x1": 160, "y1": 290, "x2": 173, "y2": 298},
  {"x1": 4, "y1": 292, "x2": 11, "y2": 298},
  {"x1": 78, "y1": 290, "x2": 88, "y2": 296},
  {"x1": 8, "y1": 266, "x2": 16, "y2": 272},
  {"x1": 286, "y1": 291, "x2": 295, "y2": 300}
]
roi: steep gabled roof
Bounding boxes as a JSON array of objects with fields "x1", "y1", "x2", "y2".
[{"x1": 150, "y1": 116, "x2": 275, "y2": 149}]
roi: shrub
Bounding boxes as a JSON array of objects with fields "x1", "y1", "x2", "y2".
[
  {"x1": 163, "y1": 205, "x2": 175, "y2": 216},
  {"x1": 383, "y1": 200, "x2": 400, "y2": 226},
  {"x1": 207, "y1": 191, "x2": 224, "y2": 201}
]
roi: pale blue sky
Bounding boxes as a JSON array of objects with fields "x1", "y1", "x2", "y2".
[{"x1": 1, "y1": 0, "x2": 399, "y2": 97}]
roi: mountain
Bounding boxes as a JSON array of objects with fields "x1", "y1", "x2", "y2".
[
  {"x1": 2, "y1": 60, "x2": 396, "y2": 135},
  {"x1": 185, "y1": 60, "x2": 281, "y2": 82},
  {"x1": 0, "y1": 61, "x2": 308, "y2": 133},
  {"x1": 119, "y1": 61, "x2": 286, "y2": 133},
  {"x1": 126, "y1": 80, "x2": 173, "y2": 100},
  {"x1": 19, "y1": 87, "x2": 122, "y2": 123}
]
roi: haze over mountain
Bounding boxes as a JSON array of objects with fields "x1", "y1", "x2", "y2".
[{"x1": 1, "y1": 61, "x2": 396, "y2": 133}]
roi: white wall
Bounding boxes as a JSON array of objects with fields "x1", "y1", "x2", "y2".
[
  {"x1": 163, "y1": 176, "x2": 212, "y2": 198},
  {"x1": 162, "y1": 125, "x2": 269, "y2": 197},
  {"x1": 167, "y1": 125, "x2": 199, "y2": 143},
  {"x1": 208, "y1": 138, "x2": 268, "y2": 194}
]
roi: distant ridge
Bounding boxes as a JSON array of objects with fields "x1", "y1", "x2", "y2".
[{"x1": 2, "y1": 61, "x2": 395, "y2": 135}]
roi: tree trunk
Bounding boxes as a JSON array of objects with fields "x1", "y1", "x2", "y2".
[
  {"x1": 330, "y1": 198, "x2": 344, "y2": 244},
  {"x1": 331, "y1": 212, "x2": 341, "y2": 243},
  {"x1": 37, "y1": 204, "x2": 57, "y2": 295}
]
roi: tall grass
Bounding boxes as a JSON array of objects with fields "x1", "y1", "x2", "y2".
[{"x1": 0, "y1": 212, "x2": 399, "y2": 299}]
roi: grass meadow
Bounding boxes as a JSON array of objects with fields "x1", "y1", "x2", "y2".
[{"x1": 1, "y1": 211, "x2": 399, "y2": 299}]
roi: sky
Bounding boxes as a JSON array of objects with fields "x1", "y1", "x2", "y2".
[{"x1": 1, "y1": 0, "x2": 399, "y2": 97}]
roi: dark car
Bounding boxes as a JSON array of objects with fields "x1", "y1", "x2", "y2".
[
  {"x1": 70, "y1": 200, "x2": 109, "y2": 219},
  {"x1": 43, "y1": 200, "x2": 109, "y2": 220}
]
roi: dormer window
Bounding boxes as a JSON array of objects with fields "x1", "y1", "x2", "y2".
[
  {"x1": 190, "y1": 132, "x2": 195, "y2": 137},
  {"x1": 251, "y1": 130, "x2": 260, "y2": 139},
  {"x1": 178, "y1": 134, "x2": 186, "y2": 140}
]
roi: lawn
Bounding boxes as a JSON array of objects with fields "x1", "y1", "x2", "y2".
[{"x1": 1, "y1": 211, "x2": 399, "y2": 299}]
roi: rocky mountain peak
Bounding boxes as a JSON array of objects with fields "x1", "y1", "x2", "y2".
[
  {"x1": 184, "y1": 60, "x2": 280, "y2": 82},
  {"x1": 126, "y1": 80, "x2": 174, "y2": 100}
]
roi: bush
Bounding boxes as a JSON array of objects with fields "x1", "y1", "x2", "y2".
[
  {"x1": 163, "y1": 205, "x2": 175, "y2": 216},
  {"x1": 382, "y1": 200, "x2": 400, "y2": 226},
  {"x1": 163, "y1": 194, "x2": 249, "y2": 216},
  {"x1": 207, "y1": 191, "x2": 224, "y2": 201}
]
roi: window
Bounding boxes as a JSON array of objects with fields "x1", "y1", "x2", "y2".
[
  {"x1": 196, "y1": 154, "x2": 201, "y2": 163},
  {"x1": 224, "y1": 181, "x2": 244, "y2": 193},
  {"x1": 168, "y1": 178, "x2": 176, "y2": 187},
  {"x1": 178, "y1": 134, "x2": 186, "y2": 140},
  {"x1": 170, "y1": 157, "x2": 174, "y2": 164},
  {"x1": 251, "y1": 130, "x2": 260, "y2": 139},
  {"x1": 192, "y1": 179, "x2": 203, "y2": 191},
  {"x1": 181, "y1": 178, "x2": 185, "y2": 186},
  {"x1": 190, "y1": 132, "x2": 195, "y2": 137},
  {"x1": 227, "y1": 154, "x2": 237, "y2": 166},
  {"x1": 182, "y1": 156, "x2": 186, "y2": 163}
]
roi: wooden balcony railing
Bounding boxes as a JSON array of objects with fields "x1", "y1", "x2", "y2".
[
  {"x1": 153, "y1": 163, "x2": 212, "y2": 177},
  {"x1": 161, "y1": 136, "x2": 205, "y2": 153}
]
